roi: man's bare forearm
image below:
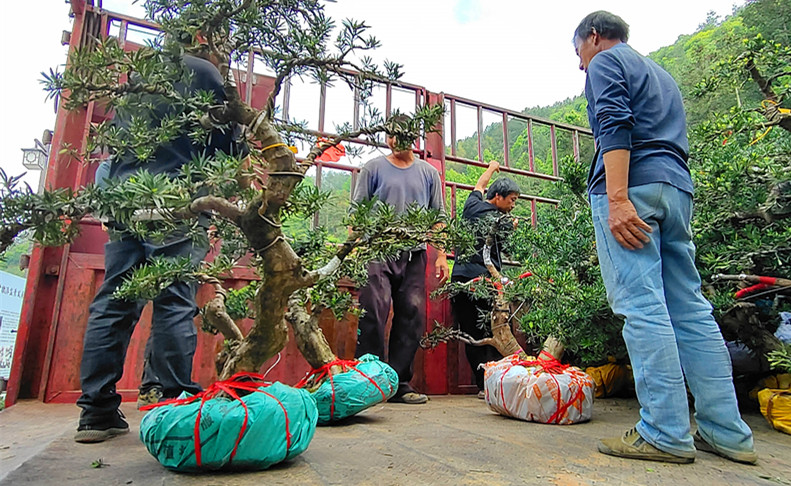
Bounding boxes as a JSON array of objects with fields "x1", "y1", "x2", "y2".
[
  {"x1": 474, "y1": 160, "x2": 500, "y2": 194},
  {"x1": 602, "y1": 149, "x2": 630, "y2": 202}
]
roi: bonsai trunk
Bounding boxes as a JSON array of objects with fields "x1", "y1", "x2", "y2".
[
  {"x1": 208, "y1": 99, "x2": 340, "y2": 379},
  {"x1": 483, "y1": 239, "x2": 565, "y2": 361}
]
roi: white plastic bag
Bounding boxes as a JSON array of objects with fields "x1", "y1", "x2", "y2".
[{"x1": 483, "y1": 353, "x2": 594, "y2": 425}]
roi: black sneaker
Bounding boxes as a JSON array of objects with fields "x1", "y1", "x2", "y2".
[{"x1": 74, "y1": 410, "x2": 129, "y2": 443}]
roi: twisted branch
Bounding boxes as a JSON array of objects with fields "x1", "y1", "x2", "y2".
[{"x1": 199, "y1": 276, "x2": 245, "y2": 341}]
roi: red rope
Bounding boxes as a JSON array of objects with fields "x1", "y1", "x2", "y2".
[
  {"x1": 514, "y1": 351, "x2": 570, "y2": 373},
  {"x1": 547, "y1": 371, "x2": 588, "y2": 424},
  {"x1": 328, "y1": 372, "x2": 336, "y2": 420},
  {"x1": 295, "y1": 359, "x2": 391, "y2": 420},
  {"x1": 140, "y1": 371, "x2": 292, "y2": 467}
]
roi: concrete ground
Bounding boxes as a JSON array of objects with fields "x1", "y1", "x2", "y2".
[{"x1": 1, "y1": 396, "x2": 790, "y2": 486}]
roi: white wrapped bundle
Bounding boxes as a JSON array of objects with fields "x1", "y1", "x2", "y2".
[{"x1": 483, "y1": 352, "x2": 594, "y2": 425}]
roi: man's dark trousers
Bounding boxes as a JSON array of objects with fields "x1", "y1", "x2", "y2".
[
  {"x1": 356, "y1": 249, "x2": 426, "y2": 395},
  {"x1": 450, "y1": 276, "x2": 501, "y2": 390},
  {"x1": 77, "y1": 231, "x2": 207, "y2": 425}
]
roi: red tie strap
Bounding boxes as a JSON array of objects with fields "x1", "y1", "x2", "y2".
[
  {"x1": 140, "y1": 371, "x2": 292, "y2": 467},
  {"x1": 295, "y1": 359, "x2": 391, "y2": 420},
  {"x1": 496, "y1": 351, "x2": 588, "y2": 424}
]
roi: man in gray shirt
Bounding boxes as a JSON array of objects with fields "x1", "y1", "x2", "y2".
[{"x1": 352, "y1": 116, "x2": 448, "y2": 404}]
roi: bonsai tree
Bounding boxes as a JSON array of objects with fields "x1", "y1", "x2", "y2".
[
  {"x1": 692, "y1": 31, "x2": 791, "y2": 363},
  {"x1": 423, "y1": 154, "x2": 626, "y2": 368},
  {"x1": 0, "y1": 0, "x2": 472, "y2": 382}
]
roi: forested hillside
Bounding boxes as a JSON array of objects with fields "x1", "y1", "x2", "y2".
[{"x1": 462, "y1": 0, "x2": 791, "y2": 367}]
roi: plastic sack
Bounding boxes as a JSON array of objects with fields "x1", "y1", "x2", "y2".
[
  {"x1": 140, "y1": 372, "x2": 318, "y2": 472},
  {"x1": 749, "y1": 374, "x2": 791, "y2": 400},
  {"x1": 297, "y1": 354, "x2": 398, "y2": 424},
  {"x1": 585, "y1": 360, "x2": 631, "y2": 398},
  {"x1": 483, "y1": 352, "x2": 594, "y2": 425},
  {"x1": 758, "y1": 388, "x2": 791, "y2": 435}
]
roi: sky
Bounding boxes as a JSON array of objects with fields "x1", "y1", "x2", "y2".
[{"x1": 0, "y1": 0, "x2": 743, "y2": 187}]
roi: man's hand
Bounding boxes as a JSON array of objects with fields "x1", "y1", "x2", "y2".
[
  {"x1": 474, "y1": 160, "x2": 501, "y2": 194},
  {"x1": 435, "y1": 253, "x2": 450, "y2": 283},
  {"x1": 608, "y1": 198, "x2": 652, "y2": 250}
]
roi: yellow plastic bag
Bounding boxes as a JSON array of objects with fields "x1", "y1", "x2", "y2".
[
  {"x1": 757, "y1": 388, "x2": 791, "y2": 435},
  {"x1": 749, "y1": 374, "x2": 791, "y2": 400},
  {"x1": 585, "y1": 362, "x2": 630, "y2": 398}
]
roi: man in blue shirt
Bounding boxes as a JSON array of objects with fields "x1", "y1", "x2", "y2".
[{"x1": 574, "y1": 11, "x2": 756, "y2": 464}]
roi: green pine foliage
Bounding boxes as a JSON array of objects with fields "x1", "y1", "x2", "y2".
[{"x1": 443, "y1": 0, "x2": 790, "y2": 365}]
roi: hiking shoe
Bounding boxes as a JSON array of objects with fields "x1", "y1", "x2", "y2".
[
  {"x1": 74, "y1": 410, "x2": 129, "y2": 443},
  {"x1": 477, "y1": 390, "x2": 486, "y2": 400},
  {"x1": 694, "y1": 431, "x2": 757, "y2": 465},
  {"x1": 388, "y1": 392, "x2": 429, "y2": 404},
  {"x1": 598, "y1": 428, "x2": 694, "y2": 464},
  {"x1": 137, "y1": 387, "x2": 164, "y2": 409}
]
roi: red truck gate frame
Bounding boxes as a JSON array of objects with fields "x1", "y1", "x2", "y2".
[{"x1": 6, "y1": 1, "x2": 593, "y2": 406}]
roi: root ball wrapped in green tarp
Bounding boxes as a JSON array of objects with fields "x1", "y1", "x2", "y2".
[
  {"x1": 139, "y1": 373, "x2": 318, "y2": 472},
  {"x1": 297, "y1": 354, "x2": 398, "y2": 424}
]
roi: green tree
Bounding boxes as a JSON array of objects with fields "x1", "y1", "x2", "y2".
[{"x1": 0, "y1": 232, "x2": 30, "y2": 277}]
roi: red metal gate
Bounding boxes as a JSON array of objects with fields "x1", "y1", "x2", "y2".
[{"x1": 6, "y1": 1, "x2": 592, "y2": 406}]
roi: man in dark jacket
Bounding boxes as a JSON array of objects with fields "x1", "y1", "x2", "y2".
[
  {"x1": 450, "y1": 161, "x2": 519, "y2": 398},
  {"x1": 574, "y1": 10, "x2": 755, "y2": 464},
  {"x1": 75, "y1": 34, "x2": 248, "y2": 443}
]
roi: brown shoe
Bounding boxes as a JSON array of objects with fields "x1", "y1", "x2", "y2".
[
  {"x1": 598, "y1": 428, "x2": 694, "y2": 464},
  {"x1": 137, "y1": 387, "x2": 163, "y2": 410},
  {"x1": 388, "y1": 392, "x2": 428, "y2": 404},
  {"x1": 694, "y1": 432, "x2": 757, "y2": 465}
]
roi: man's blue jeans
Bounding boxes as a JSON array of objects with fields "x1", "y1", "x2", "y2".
[
  {"x1": 77, "y1": 231, "x2": 207, "y2": 425},
  {"x1": 591, "y1": 183, "x2": 753, "y2": 457}
]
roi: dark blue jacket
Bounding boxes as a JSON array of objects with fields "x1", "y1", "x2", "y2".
[
  {"x1": 110, "y1": 54, "x2": 247, "y2": 181},
  {"x1": 585, "y1": 43, "x2": 693, "y2": 195},
  {"x1": 451, "y1": 191, "x2": 504, "y2": 281}
]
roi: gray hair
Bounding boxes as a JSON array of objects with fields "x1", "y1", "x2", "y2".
[{"x1": 574, "y1": 11, "x2": 630, "y2": 43}]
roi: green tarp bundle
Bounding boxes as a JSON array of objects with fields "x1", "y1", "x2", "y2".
[
  {"x1": 300, "y1": 354, "x2": 398, "y2": 424},
  {"x1": 140, "y1": 376, "x2": 317, "y2": 472}
]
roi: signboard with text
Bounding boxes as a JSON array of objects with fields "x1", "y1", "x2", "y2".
[{"x1": 0, "y1": 271, "x2": 26, "y2": 380}]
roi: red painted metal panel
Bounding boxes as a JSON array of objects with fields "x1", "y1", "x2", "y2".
[
  {"x1": 43, "y1": 254, "x2": 102, "y2": 402},
  {"x1": 6, "y1": 4, "x2": 93, "y2": 406},
  {"x1": 419, "y1": 246, "x2": 450, "y2": 395},
  {"x1": 40, "y1": 252, "x2": 364, "y2": 403}
]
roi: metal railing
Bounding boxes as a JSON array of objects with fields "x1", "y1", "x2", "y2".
[{"x1": 87, "y1": 5, "x2": 594, "y2": 231}]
